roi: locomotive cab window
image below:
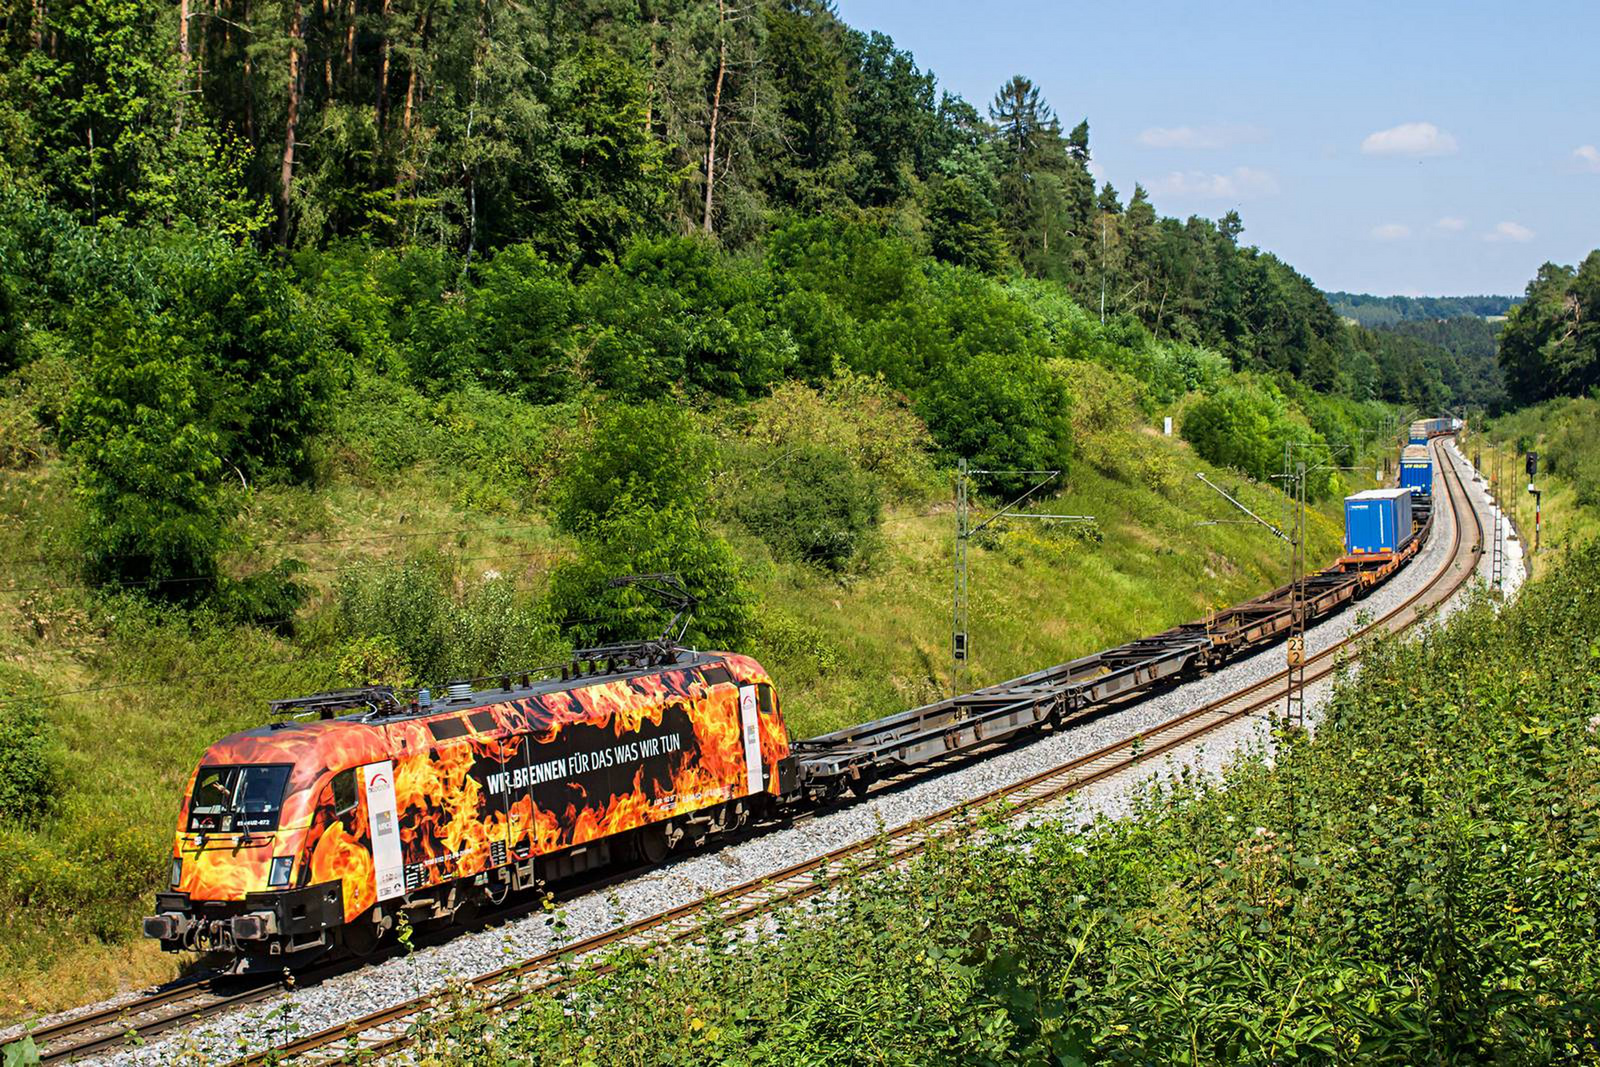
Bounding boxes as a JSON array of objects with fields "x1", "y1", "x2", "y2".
[
  {"x1": 756, "y1": 683, "x2": 777, "y2": 716},
  {"x1": 330, "y1": 769, "x2": 358, "y2": 819},
  {"x1": 187, "y1": 765, "x2": 292, "y2": 834}
]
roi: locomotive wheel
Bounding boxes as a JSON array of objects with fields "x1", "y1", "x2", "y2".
[
  {"x1": 636, "y1": 823, "x2": 672, "y2": 865},
  {"x1": 342, "y1": 914, "x2": 387, "y2": 958}
]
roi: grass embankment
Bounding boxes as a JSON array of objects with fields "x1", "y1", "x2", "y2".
[
  {"x1": 1469, "y1": 398, "x2": 1600, "y2": 580},
  {"x1": 400, "y1": 536, "x2": 1600, "y2": 1065},
  {"x1": 0, "y1": 394, "x2": 1372, "y2": 1023}
]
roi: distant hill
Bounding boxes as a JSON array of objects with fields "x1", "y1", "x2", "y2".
[{"x1": 1326, "y1": 292, "x2": 1519, "y2": 327}]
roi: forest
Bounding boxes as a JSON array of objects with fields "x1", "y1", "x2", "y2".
[
  {"x1": 0, "y1": 0, "x2": 1507, "y2": 606},
  {"x1": 1, "y1": 0, "x2": 1490, "y2": 395},
  {"x1": 1326, "y1": 291, "x2": 1517, "y2": 326},
  {"x1": 1496, "y1": 250, "x2": 1600, "y2": 408}
]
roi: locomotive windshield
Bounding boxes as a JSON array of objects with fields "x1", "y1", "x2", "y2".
[{"x1": 187, "y1": 764, "x2": 292, "y2": 833}]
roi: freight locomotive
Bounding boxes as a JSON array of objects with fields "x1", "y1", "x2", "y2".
[
  {"x1": 145, "y1": 439, "x2": 1450, "y2": 965},
  {"x1": 144, "y1": 644, "x2": 794, "y2": 958}
]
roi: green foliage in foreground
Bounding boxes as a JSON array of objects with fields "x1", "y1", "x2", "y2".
[{"x1": 406, "y1": 544, "x2": 1600, "y2": 1065}]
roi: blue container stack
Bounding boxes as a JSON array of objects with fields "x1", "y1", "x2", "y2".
[
  {"x1": 1400, "y1": 444, "x2": 1433, "y2": 496},
  {"x1": 1344, "y1": 487, "x2": 1414, "y2": 557}
]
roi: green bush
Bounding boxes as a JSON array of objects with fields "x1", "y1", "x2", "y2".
[
  {"x1": 917, "y1": 349, "x2": 1073, "y2": 495},
  {"x1": 63, "y1": 308, "x2": 230, "y2": 598},
  {"x1": 0, "y1": 809, "x2": 165, "y2": 941},
  {"x1": 738, "y1": 372, "x2": 936, "y2": 501},
  {"x1": 546, "y1": 504, "x2": 755, "y2": 650},
  {"x1": 731, "y1": 444, "x2": 881, "y2": 572},
  {"x1": 576, "y1": 236, "x2": 796, "y2": 399},
  {"x1": 552, "y1": 403, "x2": 715, "y2": 534},
  {"x1": 0, "y1": 701, "x2": 61, "y2": 825},
  {"x1": 470, "y1": 244, "x2": 578, "y2": 401},
  {"x1": 334, "y1": 553, "x2": 562, "y2": 684},
  {"x1": 1181, "y1": 380, "x2": 1335, "y2": 499}
]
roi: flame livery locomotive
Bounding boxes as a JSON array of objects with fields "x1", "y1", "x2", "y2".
[{"x1": 144, "y1": 651, "x2": 792, "y2": 959}]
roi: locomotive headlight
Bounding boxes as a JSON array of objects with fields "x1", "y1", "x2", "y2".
[
  {"x1": 169, "y1": 857, "x2": 183, "y2": 888},
  {"x1": 268, "y1": 856, "x2": 294, "y2": 888}
]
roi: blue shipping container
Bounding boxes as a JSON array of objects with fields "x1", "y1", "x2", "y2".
[
  {"x1": 1409, "y1": 420, "x2": 1429, "y2": 444},
  {"x1": 1400, "y1": 444, "x2": 1432, "y2": 495},
  {"x1": 1345, "y1": 487, "x2": 1413, "y2": 556}
]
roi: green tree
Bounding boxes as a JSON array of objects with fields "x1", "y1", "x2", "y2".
[
  {"x1": 927, "y1": 175, "x2": 1007, "y2": 274},
  {"x1": 552, "y1": 403, "x2": 715, "y2": 535},
  {"x1": 762, "y1": 0, "x2": 855, "y2": 211},
  {"x1": 845, "y1": 29, "x2": 937, "y2": 207},
  {"x1": 917, "y1": 349, "x2": 1073, "y2": 495},
  {"x1": 1499, "y1": 252, "x2": 1600, "y2": 406},
  {"x1": 547, "y1": 504, "x2": 755, "y2": 649},
  {"x1": 63, "y1": 308, "x2": 229, "y2": 597}
]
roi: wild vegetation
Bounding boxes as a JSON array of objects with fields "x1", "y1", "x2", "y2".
[
  {"x1": 399, "y1": 537, "x2": 1600, "y2": 1066},
  {"x1": 0, "y1": 0, "x2": 1504, "y2": 1022}
]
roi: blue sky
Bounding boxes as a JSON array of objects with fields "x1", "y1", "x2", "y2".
[{"x1": 835, "y1": 0, "x2": 1599, "y2": 296}]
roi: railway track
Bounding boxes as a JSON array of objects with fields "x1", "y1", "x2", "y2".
[
  {"x1": 21, "y1": 977, "x2": 271, "y2": 1065},
  {"x1": 15, "y1": 440, "x2": 1482, "y2": 1066},
  {"x1": 211, "y1": 438, "x2": 1484, "y2": 1067}
]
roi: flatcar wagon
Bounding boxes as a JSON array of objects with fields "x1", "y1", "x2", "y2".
[
  {"x1": 1342, "y1": 486, "x2": 1413, "y2": 562},
  {"x1": 144, "y1": 650, "x2": 794, "y2": 959}
]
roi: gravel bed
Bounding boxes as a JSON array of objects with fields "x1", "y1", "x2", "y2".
[{"x1": 92, "y1": 443, "x2": 1516, "y2": 1065}]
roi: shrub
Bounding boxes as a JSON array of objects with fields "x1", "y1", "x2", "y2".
[
  {"x1": 552, "y1": 404, "x2": 715, "y2": 534},
  {"x1": 470, "y1": 244, "x2": 577, "y2": 401},
  {"x1": 546, "y1": 505, "x2": 754, "y2": 650},
  {"x1": 1181, "y1": 380, "x2": 1334, "y2": 499},
  {"x1": 731, "y1": 444, "x2": 881, "y2": 572},
  {"x1": 0, "y1": 701, "x2": 61, "y2": 825},
  {"x1": 739, "y1": 371, "x2": 936, "y2": 501},
  {"x1": 576, "y1": 237, "x2": 795, "y2": 399},
  {"x1": 917, "y1": 349, "x2": 1073, "y2": 495},
  {"x1": 63, "y1": 308, "x2": 230, "y2": 599},
  {"x1": 334, "y1": 554, "x2": 561, "y2": 684}
]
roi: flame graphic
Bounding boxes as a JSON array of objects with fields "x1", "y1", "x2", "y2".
[
  {"x1": 167, "y1": 656, "x2": 793, "y2": 919},
  {"x1": 308, "y1": 818, "x2": 376, "y2": 918}
]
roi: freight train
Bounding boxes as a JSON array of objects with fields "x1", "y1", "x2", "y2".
[
  {"x1": 1409, "y1": 416, "x2": 1462, "y2": 444},
  {"x1": 144, "y1": 441, "x2": 1447, "y2": 965}
]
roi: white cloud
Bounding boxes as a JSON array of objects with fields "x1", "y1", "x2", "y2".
[
  {"x1": 1138, "y1": 124, "x2": 1266, "y2": 150},
  {"x1": 1370, "y1": 223, "x2": 1411, "y2": 241},
  {"x1": 1484, "y1": 221, "x2": 1535, "y2": 243},
  {"x1": 1434, "y1": 216, "x2": 1467, "y2": 231},
  {"x1": 1575, "y1": 145, "x2": 1600, "y2": 173},
  {"x1": 1148, "y1": 166, "x2": 1279, "y2": 200},
  {"x1": 1360, "y1": 122, "x2": 1459, "y2": 158}
]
